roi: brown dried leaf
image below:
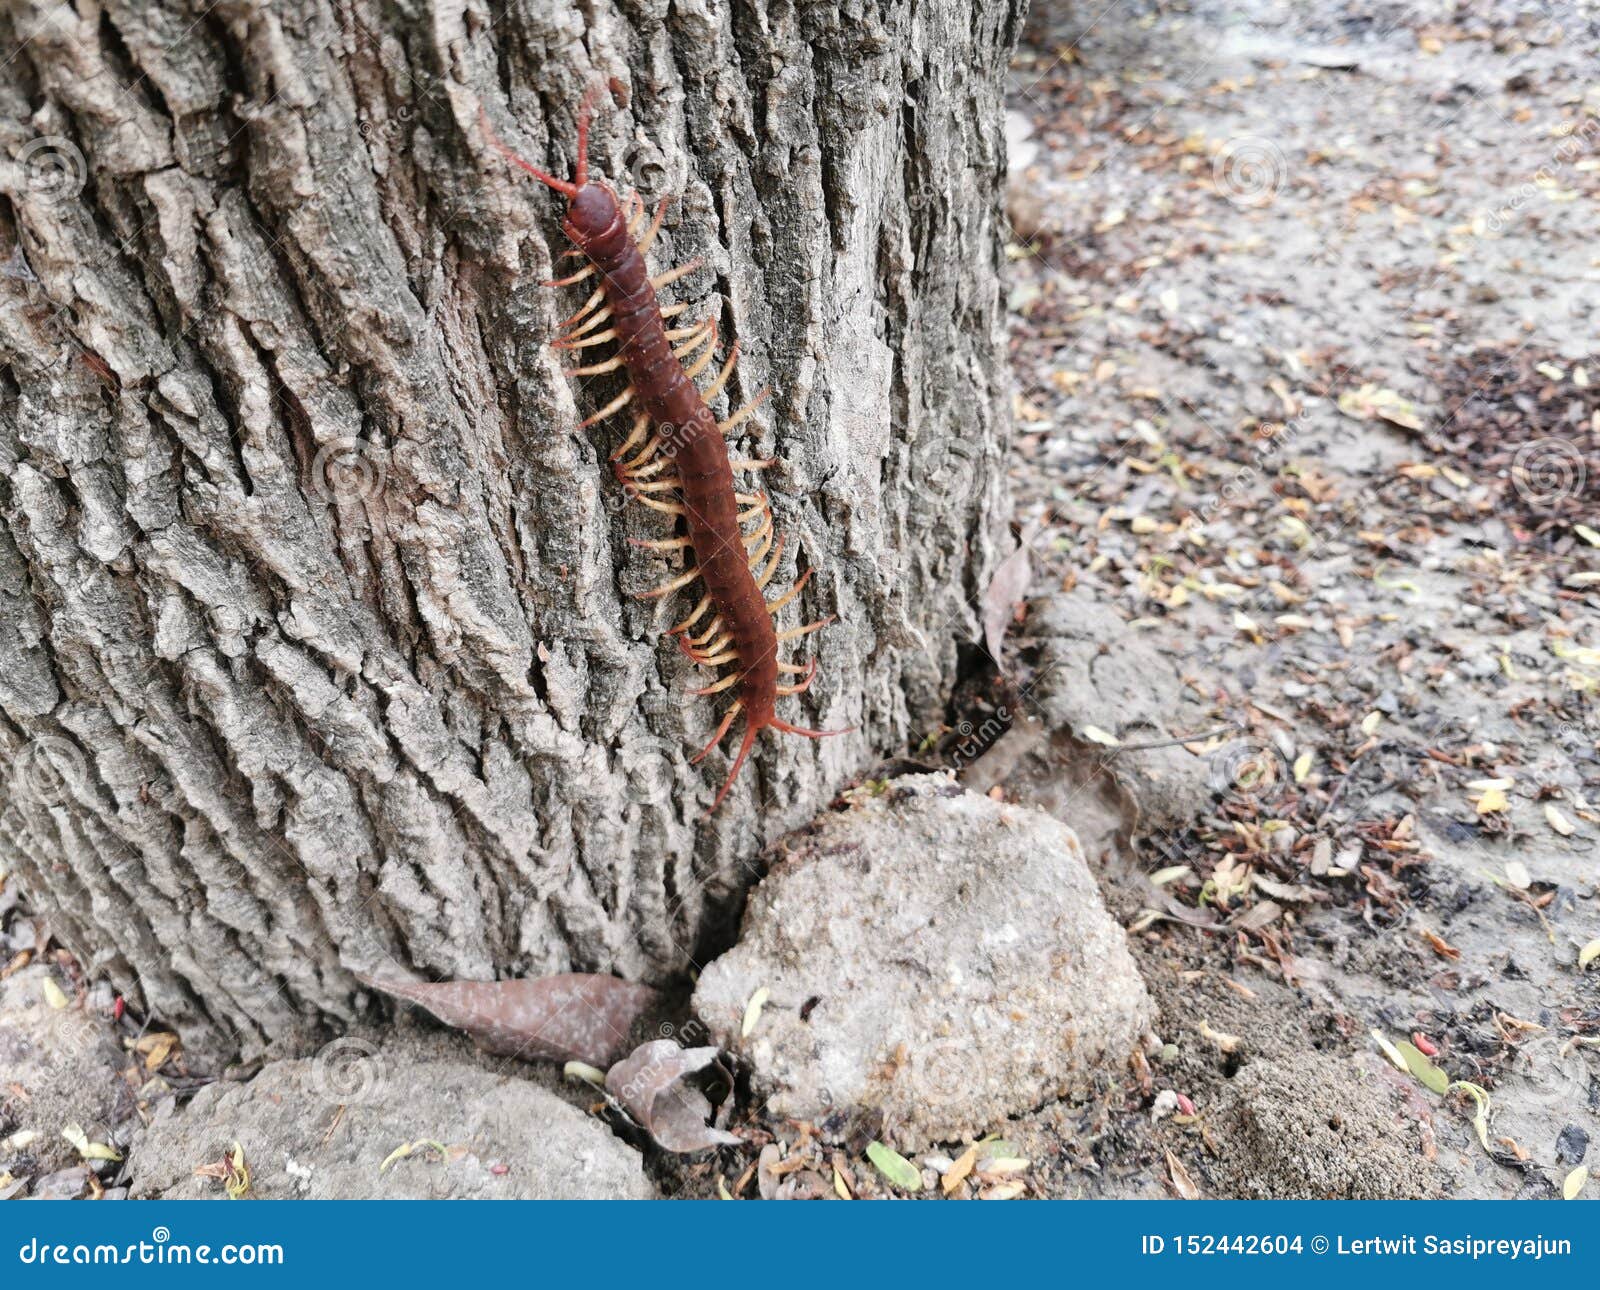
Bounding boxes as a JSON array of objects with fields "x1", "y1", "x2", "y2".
[
  {"x1": 359, "y1": 972, "x2": 659, "y2": 1068},
  {"x1": 1166, "y1": 1149, "x2": 1201, "y2": 1199},
  {"x1": 981, "y1": 538, "x2": 1033, "y2": 669},
  {"x1": 605, "y1": 1040, "x2": 741, "y2": 1154}
]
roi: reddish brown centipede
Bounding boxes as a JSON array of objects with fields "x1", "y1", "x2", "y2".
[{"x1": 483, "y1": 90, "x2": 849, "y2": 813}]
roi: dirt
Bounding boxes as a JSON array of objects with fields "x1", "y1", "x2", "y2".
[{"x1": 976, "y1": 0, "x2": 1598, "y2": 1199}]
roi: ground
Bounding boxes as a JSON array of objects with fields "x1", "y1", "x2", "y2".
[
  {"x1": 982, "y1": 0, "x2": 1597, "y2": 1199},
  {"x1": 1, "y1": 0, "x2": 1595, "y2": 1201}
]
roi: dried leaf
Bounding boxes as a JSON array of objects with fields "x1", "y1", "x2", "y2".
[
  {"x1": 1563, "y1": 1165, "x2": 1589, "y2": 1200},
  {"x1": 942, "y1": 1143, "x2": 978, "y2": 1194},
  {"x1": 1371, "y1": 1030, "x2": 1408, "y2": 1072},
  {"x1": 1198, "y1": 1021, "x2": 1242, "y2": 1053},
  {"x1": 1545, "y1": 804, "x2": 1576, "y2": 837},
  {"x1": 1293, "y1": 752, "x2": 1313, "y2": 783},
  {"x1": 1475, "y1": 786, "x2": 1508, "y2": 815},
  {"x1": 1082, "y1": 725, "x2": 1122, "y2": 747},
  {"x1": 981, "y1": 539, "x2": 1032, "y2": 669},
  {"x1": 1166, "y1": 1150, "x2": 1201, "y2": 1199},
  {"x1": 832, "y1": 1166, "x2": 852, "y2": 1200},
  {"x1": 1579, "y1": 940, "x2": 1600, "y2": 971},
  {"x1": 61, "y1": 1123, "x2": 120, "y2": 1163},
  {"x1": 359, "y1": 972, "x2": 659, "y2": 1068},
  {"x1": 979, "y1": 1181, "x2": 1027, "y2": 1200},
  {"x1": 605, "y1": 1040, "x2": 740, "y2": 1154},
  {"x1": 740, "y1": 987, "x2": 770, "y2": 1039},
  {"x1": 1449, "y1": 1081, "x2": 1491, "y2": 1152},
  {"x1": 136, "y1": 1032, "x2": 178, "y2": 1072},
  {"x1": 224, "y1": 1141, "x2": 251, "y2": 1200},
  {"x1": 1503, "y1": 861, "x2": 1531, "y2": 891},
  {"x1": 865, "y1": 1141, "x2": 922, "y2": 1192},
  {"x1": 41, "y1": 977, "x2": 69, "y2": 1010}
]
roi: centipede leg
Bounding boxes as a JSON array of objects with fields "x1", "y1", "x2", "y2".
[
  {"x1": 776, "y1": 616, "x2": 836, "y2": 643},
  {"x1": 690, "y1": 671, "x2": 742, "y2": 697},
  {"x1": 719, "y1": 388, "x2": 771, "y2": 435},
  {"x1": 610, "y1": 413, "x2": 651, "y2": 461},
  {"x1": 565, "y1": 355, "x2": 624, "y2": 377},
  {"x1": 637, "y1": 197, "x2": 672, "y2": 254},
  {"x1": 579, "y1": 384, "x2": 635, "y2": 428},
  {"x1": 703, "y1": 342, "x2": 739, "y2": 402},
  {"x1": 692, "y1": 701, "x2": 741, "y2": 765},
  {"x1": 756, "y1": 535, "x2": 785, "y2": 589},
  {"x1": 554, "y1": 326, "x2": 618, "y2": 350},
  {"x1": 767, "y1": 568, "x2": 813, "y2": 613},
  {"x1": 544, "y1": 264, "x2": 596, "y2": 288},
  {"x1": 629, "y1": 534, "x2": 691, "y2": 552},
  {"x1": 636, "y1": 564, "x2": 701, "y2": 600},
  {"x1": 651, "y1": 258, "x2": 704, "y2": 292},
  {"x1": 710, "y1": 721, "x2": 760, "y2": 814},
  {"x1": 770, "y1": 717, "x2": 854, "y2": 739},
  {"x1": 775, "y1": 659, "x2": 818, "y2": 696},
  {"x1": 559, "y1": 287, "x2": 606, "y2": 329},
  {"x1": 730, "y1": 457, "x2": 777, "y2": 472},
  {"x1": 670, "y1": 594, "x2": 713, "y2": 635}
]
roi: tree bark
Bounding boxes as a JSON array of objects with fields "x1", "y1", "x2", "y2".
[{"x1": 0, "y1": 0, "x2": 1022, "y2": 1062}]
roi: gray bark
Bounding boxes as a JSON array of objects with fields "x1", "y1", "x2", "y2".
[{"x1": 0, "y1": 0, "x2": 1021, "y2": 1063}]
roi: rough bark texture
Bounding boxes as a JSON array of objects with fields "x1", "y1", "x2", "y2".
[{"x1": 0, "y1": 0, "x2": 1021, "y2": 1062}]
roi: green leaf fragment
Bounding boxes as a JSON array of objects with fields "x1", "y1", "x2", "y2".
[
  {"x1": 865, "y1": 1141, "x2": 922, "y2": 1192},
  {"x1": 1396, "y1": 1040, "x2": 1449, "y2": 1094}
]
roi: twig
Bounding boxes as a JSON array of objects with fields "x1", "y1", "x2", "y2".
[{"x1": 1103, "y1": 723, "x2": 1241, "y2": 753}]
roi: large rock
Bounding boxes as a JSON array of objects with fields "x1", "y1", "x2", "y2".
[
  {"x1": 693, "y1": 774, "x2": 1153, "y2": 1151},
  {"x1": 130, "y1": 1045, "x2": 653, "y2": 1199},
  {"x1": 0, "y1": 965, "x2": 130, "y2": 1192}
]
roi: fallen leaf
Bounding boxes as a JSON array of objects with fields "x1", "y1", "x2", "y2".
[
  {"x1": 1198, "y1": 1021, "x2": 1242, "y2": 1053},
  {"x1": 942, "y1": 1143, "x2": 978, "y2": 1194},
  {"x1": 1449, "y1": 1081, "x2": 1492, "y2": 1152},
  {"x1": 1504, "y1": 861, "x2": 1531, "y2": 891},
  {"x1": 61, "y1": 1123, "x2": 120, "y2": 1163},
  {"x1": 981, "y1": 539, "x2": 1033, "y2": 669},
  {"x1": 1371, "y1": 1030, "x2": 1408, "y2": 1072},
  {"x1": 1579, "y1": 940, "x2": 1600, "y2": 970},
  {"x1": 1545, "y1": 804, "x2": 1576, "y2": 837},
  {"x1": 1564, "y1": 1166, "x2": 1589, "y2": 1199},
  {"x1": 1475, "y1": 786, "x2": 1508, "y2": 814},
  {"x1": 1082, "y1": 725, "x2": 1121, "y2": 747},
  {"x1": 41, "y1": 978, "x2": 69, "y2": 1010},
  {"x1": 606, "y1": 1040, "x2": 740, "y2": 1154},
  {"x1": 359, "y1": 973, "x2": 658, "y2": 1068},
  {"x1": 865, "y1": 1141, "x2": 922, "y2": 1192},
  {"x1": 1396, "y1": 1040, "x2": 1449, "y2": 1094},
  {"x1": 1293, "y1": 751, "x2": 1313, "y2": 783},
  {"x1": 740, "y1": 987, "x2": 770, "y2": 1039},
  {"x1": 1166, "y1": 1150, "x2": 1201, "y2": 1199}
]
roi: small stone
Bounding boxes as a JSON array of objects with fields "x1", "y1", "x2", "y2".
[
  {"x1": 1556, "y1": 1125, "x2": 1588, "y2": 1166},
  {"x1": 692, "y1": 774, "x2": 1152, "y2": 1151}
]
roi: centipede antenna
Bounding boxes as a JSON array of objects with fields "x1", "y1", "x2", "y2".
[
  {"x1": 574, "y1": 83, "x2": 603, "y2": 189},
  {"x1": 478, "y1": 105, "x2": 578, "y2": 198}
]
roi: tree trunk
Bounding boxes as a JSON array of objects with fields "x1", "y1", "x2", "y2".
[{"x1": 0, "y1": 0, "x2": 1021, "y2": 1063}]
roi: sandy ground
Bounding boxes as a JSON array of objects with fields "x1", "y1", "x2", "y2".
[{"x1": 985, "y1": 0, "x2": 1597, "y2": 1198}]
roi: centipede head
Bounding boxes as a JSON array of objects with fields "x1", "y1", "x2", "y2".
[{"x1": 479, "y1": 87, "x2": 618, "y2": 240}]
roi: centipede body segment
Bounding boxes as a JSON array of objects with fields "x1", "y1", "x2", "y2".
[{"x1": 483, "y1": 90, "x2": 849, "y2": 813}]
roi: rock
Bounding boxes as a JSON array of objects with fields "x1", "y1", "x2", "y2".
[
  {"x1": 0, "y1": 965, "x2": 131, "y2": 1188},
  {"x1": 964, "y1": 593, "x2": 1216, "y2": 861},
  {"x1": 129, "y1": 1047, "x2": 653, "y2": 1199},
  {"x1": 692, "y1": 774, "x2": 1153, "y2": 1151}
]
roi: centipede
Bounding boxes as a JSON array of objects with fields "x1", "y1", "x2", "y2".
[{"x1": 482, "y1": 89, "x2": 850, "y2": 813}]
